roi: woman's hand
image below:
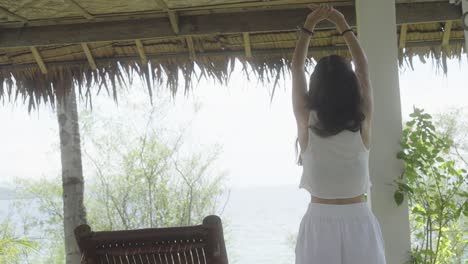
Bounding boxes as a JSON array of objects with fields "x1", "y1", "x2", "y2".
[
  {"x1": 327, "y1": 7, "x2": 349, "y2": 32},
  {"x1": 304, "y1": 4, "x2": 333, "y2": 31},
  {"x1": 327, "y1": 7, "x2": 345, "y2": 24}
]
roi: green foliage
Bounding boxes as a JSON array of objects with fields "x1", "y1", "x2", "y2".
[
  {"x1": 11, "y1": 103, "x2": 228, "y2": 263},
  {"x1": 395, "y1": 107, "x2": 468, "y2": 264},
  {"x1": 0, "y1": 218, "x2": 38, "y2": 263}
]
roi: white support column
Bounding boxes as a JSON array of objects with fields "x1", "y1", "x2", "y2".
[{"x1": 355, "y1": 1, "x2": 411, "y2": 263}]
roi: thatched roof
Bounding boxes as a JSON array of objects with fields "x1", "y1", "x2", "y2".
[{"x1": 0, "y1": 0, "x2": 465, "y2": 109}]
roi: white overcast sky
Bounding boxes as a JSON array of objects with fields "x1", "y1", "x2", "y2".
[{"x1": 1, "y1": 57, "x2": 467, "y2": 188}]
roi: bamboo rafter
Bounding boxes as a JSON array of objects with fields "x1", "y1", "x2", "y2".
[
  {"x1": 399, "y1": 24, "x2": 408, "y2": 49},
  {"x1": 243, "y1": 32, "x2": 252, "y2": 58},
  {"x1": 81, "y1": 43, "x2": 97, "y2": 70},
  {"x1": 186, "y1": 36, "x2": 196, "y2": 60},
  {"x1": 442, "y1": 21, "x2": 453, "y2": 47},
  {"x1": 153, "y1": 0, "x2": 179, "y2": 34},
  {"x1": 30, "y1": 47, "x2": 47, "y2": 74},
  {"x1": 135, "y1": 39, "x2": 148, "y2": 64}
]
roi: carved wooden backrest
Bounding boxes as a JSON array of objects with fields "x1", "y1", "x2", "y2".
[{"x1": 74, "y1": 215, "x2": 228, "y2": 264}]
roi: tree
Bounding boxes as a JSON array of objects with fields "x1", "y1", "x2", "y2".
[
  {"x1": 12, "y1": 97, "x2": 228, "y2": 263},
  {"x1": 80, "y1": 103, "x2": 228, "y2": 231},
  {"x1": 56, "y1": 88, "x2": 87, "y2": 264}
]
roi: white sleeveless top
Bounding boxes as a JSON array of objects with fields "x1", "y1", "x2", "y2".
[{"x1": 300, "y1": 111, "x2": 371, "y2": 199}]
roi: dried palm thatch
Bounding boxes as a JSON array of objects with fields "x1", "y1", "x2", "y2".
[{"x1": 0, "y1": 0, "x2": 465, "y2": 109}]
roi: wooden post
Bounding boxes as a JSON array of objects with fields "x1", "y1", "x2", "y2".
[
  {"x1": 74, "y1": 225, "x2": 97, "y2": 264},
  {"x1": 203, "y1": 215, "x2": 228, "y2": 264}
]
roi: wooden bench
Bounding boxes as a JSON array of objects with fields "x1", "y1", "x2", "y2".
[{"x1": 74, "y1": 215, "x2": 228, "y2": 264}]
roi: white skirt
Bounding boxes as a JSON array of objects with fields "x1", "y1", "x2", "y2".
[{"x1": 295, "y1": 202, "x2": 386, "y2": 264}]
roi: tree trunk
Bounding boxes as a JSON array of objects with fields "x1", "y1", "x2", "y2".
[{"x1": 57, "y1": 88, "x2": 87, "y2": 264}]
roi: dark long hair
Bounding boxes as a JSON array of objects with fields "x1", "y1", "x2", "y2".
[
  {"x1": 295, "y1": 55, "x2": 365, "y2": 164},
  {"x1": 308, "y1": 55, "x2": 365, "y2": 137}
]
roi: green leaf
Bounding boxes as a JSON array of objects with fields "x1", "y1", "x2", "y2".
[
  {"x1": 421, "y1": 113, "x2": 432, "y2": 120},
  {"x1": 406, "y1": 120, "x2": 416, "y2": 127},
  {"x1": 394, "y1": 191, "x2": 404, "y2": 206},
  {"x1": 412, "y1": 204, "x2": 426, "y2": 215},
  {"x1": 398, "y1": 182, "x2": 414, "y2": 194}
]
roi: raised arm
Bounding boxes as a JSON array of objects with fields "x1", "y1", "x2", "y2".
[
  {"x1": 329, "y1": 8, "x2": 373, "y2": 148},
  {"x1": 329, "y1": 8, "x2": 373, "y2": 120},
  {"x1": 292, "y1": 5, "x2": 331, "y2": 152}
]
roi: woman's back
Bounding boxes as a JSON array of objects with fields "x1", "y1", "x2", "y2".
[{"x1": 300, "y1": 111, "x2": 371, "y2": 199}]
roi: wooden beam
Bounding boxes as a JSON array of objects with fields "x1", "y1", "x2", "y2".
[
  {"x1": 396, "y1": 2, "x2": 461, "y2": 24},
  {"x1": 30, "y1": 47, "x2": 47, "y2": 74},
  {"x1": 399, "y1": 24, "x2": 408, "y2": 49},
  {"x1": 135, "y1": 39, "x2": 148, "y2": 64},
  {"x1": 0, "y1": 2, "x2": 461, "y2": 48},
  {"x1": 81, "y1": 43, "x2": 97, "y2": 70},
  {"x1": 186, "y1": 36, "x2": 196, "y2": 60},
  {"x1": 65, "y1": 0, "x2": 94, "y2": 20},
  {"x1": 441, "y1": 21, "x2": 453, "y2": 47},
  {"x1": 6, "y1": 38, "x2": 463, "y2": 72},
  {"x1": 243, "y1": 32, "x2": 252, "y2": 58},
  {"x1": 153, "y1": 0, "x2": 179, "y2": 34},
  {"x1": 0, "y1": 6, "x2": 28, "y2": 23}
]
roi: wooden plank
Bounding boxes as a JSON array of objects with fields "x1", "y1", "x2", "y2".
[
  {"x1": 30, "y1": 47, "x2": 47, "y2": 74},
  {"x1": 242, "y1": 32, "x2": 252, "y2": 58},
  {"x1": 65, "y1": 0, "x2": 94, "y2": 20},
  {"x1": 0, "y1": 2, "x2": 460, "y2": 49},
  {"x1": 399, "y1": 24, "x2": 408, "y2": 49},
  {"x1": 81, "y1": 43, "x2": 97, "y2": 70},
  {"x1": 0, "y1": 6, "x2": 28, "y2": 23},
  {"x1": 186, "y1": 36, "x2": 196, "y2": 60},
  {"x1": 135, "y1": 39, "x2": 148, "y2": 64},
  {"x1": 441, "y1": 21, "x2": 453, "y2": 47}
]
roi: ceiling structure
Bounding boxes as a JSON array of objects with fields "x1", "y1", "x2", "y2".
[{"x1": 0, "y1": 0, "x2": 464, "y2": 107}]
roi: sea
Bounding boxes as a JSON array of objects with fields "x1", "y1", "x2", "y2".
[{"x1": 0, "y1": 184, "x2": 309, "y2": 264}]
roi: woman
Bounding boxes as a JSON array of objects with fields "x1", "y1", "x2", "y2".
[{"x1": 292, "y1": 5, "x2": 386, "y2": 264}]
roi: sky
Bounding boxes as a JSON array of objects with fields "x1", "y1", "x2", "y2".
[{"x1": 0, "y1": 57, "x2": 467, "y2": 188}]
